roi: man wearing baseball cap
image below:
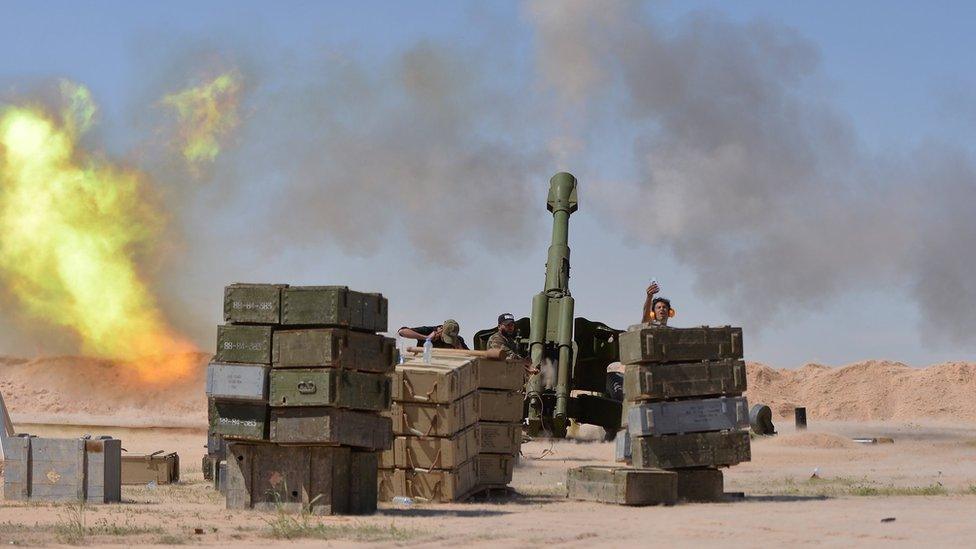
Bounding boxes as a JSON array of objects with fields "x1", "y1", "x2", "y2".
[
  {"x1": 398, "y1": 319, "x2": 469, "y2": 349},
  {"x1": 487, "y1": 313, "x2": 524, "y2": 359}
]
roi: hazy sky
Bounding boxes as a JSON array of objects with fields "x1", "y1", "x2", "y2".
[{"x1": 2, "y1": 1, "x2": 975, "y2": 367}]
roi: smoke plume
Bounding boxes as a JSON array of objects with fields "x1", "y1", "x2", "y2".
[{"x1": 526, "y1": 0, "x2": 976, "y2": 345}]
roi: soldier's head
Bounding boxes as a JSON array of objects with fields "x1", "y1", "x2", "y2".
[
  {"x1": 651, "y1": 297, "x2": 673, "y2": 325},
  {"x1": 440, "y1": 319, "x2": 460, "y2": 345},
  {"x1": 497, "y1": 313, "x2": 516, "y2": 336}
]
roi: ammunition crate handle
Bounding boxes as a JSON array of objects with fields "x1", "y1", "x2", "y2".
[
  {"x1": 403, "y1": 411, "x2": 438, "y2": 437},
  {"x1": 403, "y1": 378, "x2": 436, "y2": 402},
  {"x1": 297, "y1": 381, "x2": 317, "y2": 394},
  {"x1": 405, "y1": 447, "x2": 443, "y2": 472}
]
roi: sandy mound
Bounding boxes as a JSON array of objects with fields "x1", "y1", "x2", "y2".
[
  {"x1": 746, "y1": 360, "x2": 976, "y2": 422},
  {"x1": 0, "y1": 353, "x2": 210, "y2": 428},
  {"x1": 763, "y1": 432, "x2": 856, "y2": 449},
  {"x1": 2, "y1": 354, "x2": 975, "y2": 429}
]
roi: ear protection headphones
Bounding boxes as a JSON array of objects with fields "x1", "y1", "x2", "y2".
[{"x1": 669, "y1": 309, "x2": 676, "y2": 318}]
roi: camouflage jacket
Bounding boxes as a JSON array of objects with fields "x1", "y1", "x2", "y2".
[{"x1": 487, "y1": 331, "x2": 523, "y2": 359}]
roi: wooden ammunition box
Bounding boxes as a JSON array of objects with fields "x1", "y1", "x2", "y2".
[
  {"x1": 476, "y1": 453, "x2": 515, "y2": 486},
  {"x1": 377, "y1": 468, "x2": 395, "y2": 502},
  {"x1": 393, "y1": 358, "x2": 478, "y2": 404},
  {"x1": 121, "y1": 451, "x2": 179, "y2": 485},
  {"x1": 626, "y1": 396, "x2": 750, "y2": 437},
  {"x1": 216, "y1": 325, "x2": 273, "y2": 364},
  {"x1": 210, "y1": 400, "x2": 269, "y2": 441},
  {"x1": 225, "y1": 443, "x2": 351, "y2": 515},
  {"x1": 623, "y1": 359, "x2": 748, "y2": 401},
  {"x1": 675, "y1": 468, "x2": 724, "y2": 502},
  {"x1": 378, "y1": 459, "x2": 478, "y2": 503},
  {"x1": 475, "y1": 359, "x2": 526, "y2": 391},
  {"x1": 270, "y1": 407, "x2": 392, "y2": 450},
  {"x1": 223, "y1": 283, "x2": 286, "y2": 324},
  {"x1": 206, "y1": 362, "x2": 270, "y2": 401},
  {"x1": 281, "y1": 286, "x2": 387, "y2": 332},
  {"x1": 390, "y1": 391, "x2": 478, "y2": 437},
  {"x1": 619, "y1": 326, "x2": 743, "y2": 365},
  {"x1": 273, "y1": 328, "x2": 395, "y2": 372},
  {"x1": 566, "y1": 466, "x2": 677, "y2": 506},
  {"x1": 348, "y1": 450, "x2": 378, "y2": 515},
  {"x1": 631, "y1": 430, "x2": 751, "y2": 469},
  {"x1": 390, "y1": 425, "x2": 478, "y2": 469},
  {"x1": 269, "y1": 368, "x2": 391, "y2": 411},
  {"x1": 476, "y1": 390, "x2": 523, "y2": 423},
  {"x1": 475, "y1": 422, "x2": 521, "y2": 455}
]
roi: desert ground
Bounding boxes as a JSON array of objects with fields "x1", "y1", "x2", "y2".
[{"x1": 0, "y1": 356, "x2": 974, "y2": 547}]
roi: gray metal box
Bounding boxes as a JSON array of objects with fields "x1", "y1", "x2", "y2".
[
  {"x1": 207, "y1": 432, "x2": 226, "y2": 457},
  {"x1": 29, "y1": 437, "x2": 85, "y2": 501},
  {"x1": 11, "y1": 436, "x2": 121, "y2": 503},
  {"x1": 2, "y1": 435, "x2": 31, "y2": 500},
  {"x1": 627, "y1": 396, "x2": 750, "y2": 437},
  {"x1": 206, "y1": 362, "x2": 270, "y2": 401},
  {"x1": 614, "y1": 430, "x2": 630, "y2": 463},
  {"x1": 85, "y1": 437, "x2": 122, "y2": 503}
]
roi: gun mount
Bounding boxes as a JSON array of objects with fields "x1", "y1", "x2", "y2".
[{"x1": 474, "y1": 172, "x2": 623, "y2": 439}]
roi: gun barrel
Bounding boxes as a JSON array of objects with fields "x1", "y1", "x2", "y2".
[{"x1": 527, "y1": 173, "x2": 580, "y2": 436}]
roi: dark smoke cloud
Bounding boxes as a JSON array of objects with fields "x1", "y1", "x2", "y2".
[
  {"x1": 203, "y1": 41, "x2": 546, "y2": 265},
  {"x1": 527, "y1": 0, "x2": 976, "y2": 346}
]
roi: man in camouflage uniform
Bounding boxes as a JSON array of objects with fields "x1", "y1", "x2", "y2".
[
  {"x1": 398, "y1": 319, "x2": 469, "y2": 349},
  {"x1": 487, "y1": 313, "x2": 524, "y2": 359}
]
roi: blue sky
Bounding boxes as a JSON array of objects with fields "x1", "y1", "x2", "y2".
[{"x1": 1, "y1": 1, "x2": 974, "y2": 367}]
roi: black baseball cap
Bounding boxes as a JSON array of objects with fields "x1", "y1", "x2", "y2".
[{"x1": 498, "y1": 313, "x2": 515, "y2": 324}]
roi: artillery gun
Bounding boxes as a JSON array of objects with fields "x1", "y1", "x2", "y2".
[{"x1": 474, "y1": 172, "x2": 622, "y2": 438}]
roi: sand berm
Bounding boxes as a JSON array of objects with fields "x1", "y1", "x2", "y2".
[{"x1": 1, "y1": 354, "x2": 974, "y2": 427}]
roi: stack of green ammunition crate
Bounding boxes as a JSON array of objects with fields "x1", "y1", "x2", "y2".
[
  {"x1": 615, "y1": 325, "x2": 751, "y2": 502},
  {"x1": 378, "y1": 352, "x2": 524, "y2": 502},
  {"x1": 206, "y1": 283, "x2": 395, "y2": 515}
]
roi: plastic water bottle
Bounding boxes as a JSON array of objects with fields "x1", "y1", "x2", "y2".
[
  {"x1": 423, "y1": 336, "x2": 433, "y2": 364},
  {"x1": 392, "y1": 496, "x2": 414, "y2": 507},
  {"x1": 397, "y1": 336, "x2": 405, "y2": 364}
]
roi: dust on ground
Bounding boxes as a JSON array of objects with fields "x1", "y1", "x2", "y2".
[
  {"x1": 1, "y1": 356, "x2": 976, "y2": 546},
  {"x1": 0, "y1": 420, "x2": 973, "y2": 547}
]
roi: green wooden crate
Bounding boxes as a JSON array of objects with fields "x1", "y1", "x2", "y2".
[
  {"x1": 223, "y1": 283, "x2": 286, "y2": 324},
  {"x1": 270, "y1": 407, "x2": 392, "y2": 449},
  {"x1": 619, "y1": 326, "x2": 743, "y2": 365},
  {"x1": 210, "y1": 400, "x2": 269, "y2": 441},
  {"x1": 225, "y1": 443, "x2": 351, "y2": 515},
  {"x1": 566, "y1": 466, "x2": 677, "y2": 506},
  {"x1": 281, "y1": 286, "x2": 387, "y2": 332},
  {"x1": 624, "y1": 359, "x2": 747, "y2": 401},
  {"x1": 269, "y1": 368, "x2": 391, "y2": 411},
  {"x1": 631, "y1": 430, "x2": 751, "y2": 469},
  {"x1": 272, "y1": 328, "x2": 395, "y2": 372},
  {"x1": 216, "y1": 325, "x2": 273, "y2": 364}
]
